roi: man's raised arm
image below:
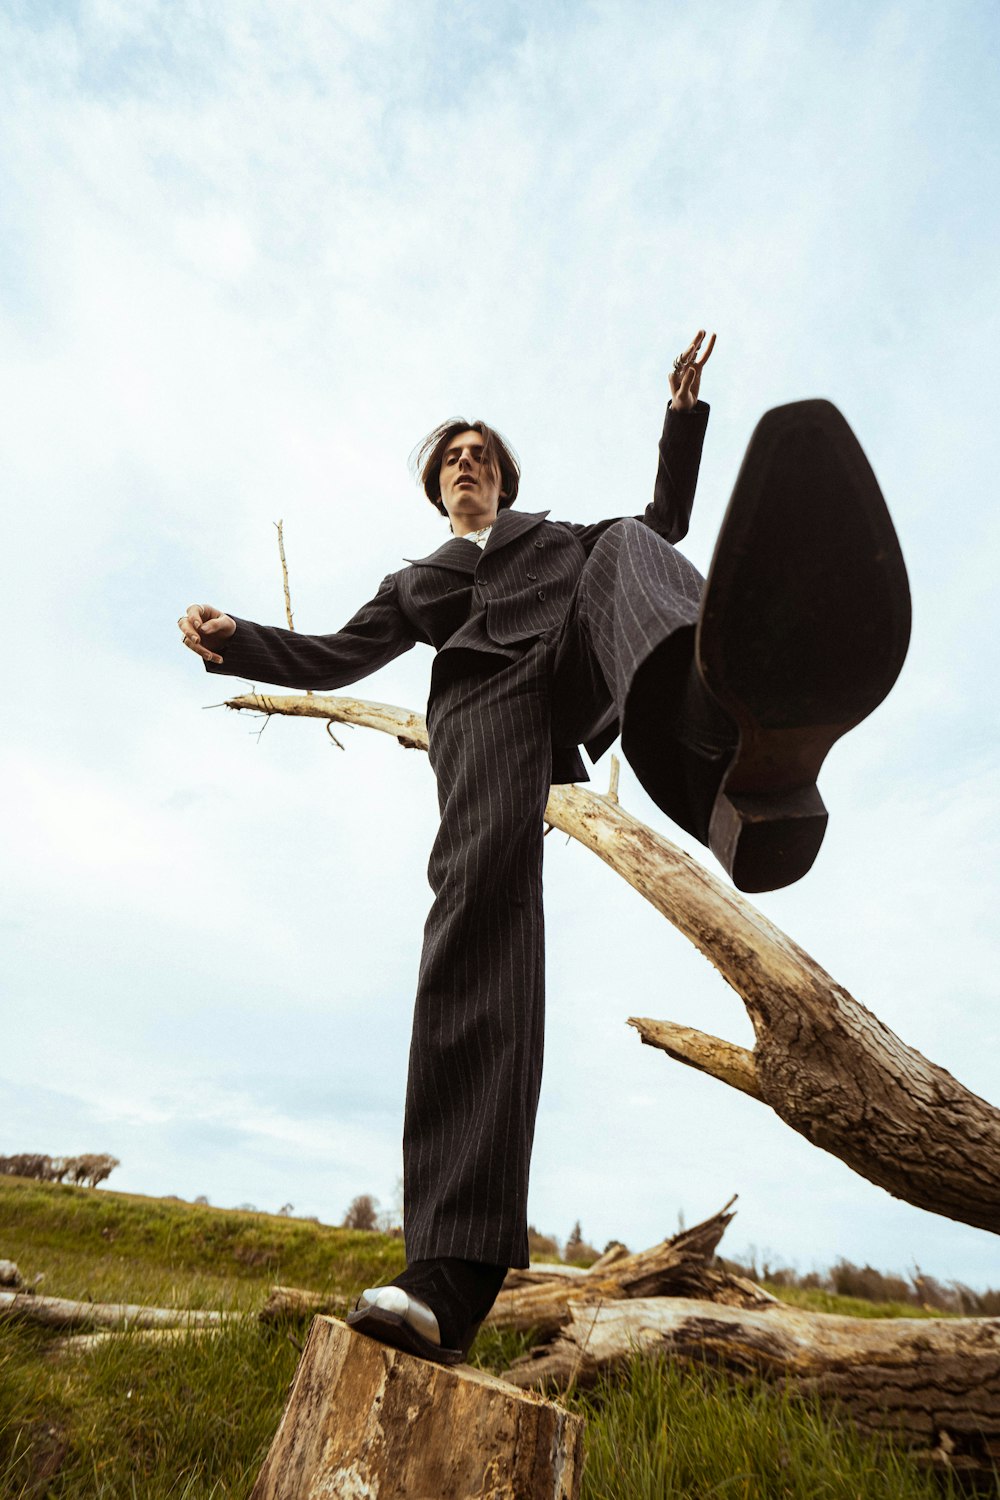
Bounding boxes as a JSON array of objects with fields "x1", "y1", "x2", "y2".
[{"x1": 643, "y1": 328, "x2": 716, "y2": 544}]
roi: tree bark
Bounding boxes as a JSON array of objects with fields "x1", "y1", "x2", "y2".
[
  {"x1": 222, "y1": 690, "x2": 1000, "y2": 1238},
  {"x1": 484, "y1": 1206, "x2": 1000, "y2": 1479},
  {"x1": 502, "y1": 1296, "x2": 1000, "y2": 1478},
  {"x1": 249, "y1": 1314, "x2": 584, "y2": 1500}
]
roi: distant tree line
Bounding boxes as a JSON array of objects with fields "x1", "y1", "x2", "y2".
[
  {"x1": 721, "y1": 1251, "x2": 1000, "y2": 1317},
  {"x1": 0, "y1": 1153, "x2": 120, "y2": 1189}
]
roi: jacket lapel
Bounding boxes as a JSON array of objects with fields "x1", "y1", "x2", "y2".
[
  {"x1": 403, "y1": 538, "x2": 480, "y2": 576},
  {"x1": 404, "y1": 509, "x2": 550, "y2": 573},
  {"x1": 481, "y1": 508, "x2": 549, "y2": 555}
]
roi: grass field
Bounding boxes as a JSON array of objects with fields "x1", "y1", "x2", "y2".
[{"x1": 0, "y1": 1177, "x2": 976, "y2": 1498}]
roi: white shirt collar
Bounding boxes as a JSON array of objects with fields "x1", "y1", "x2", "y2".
[{"x1": 457, "y1": 523, "x2": 494, "y2": 549}]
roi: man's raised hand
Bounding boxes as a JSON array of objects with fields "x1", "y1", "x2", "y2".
[
  {"x1": 669, "y1": 329, "x2": 716, "y2": 410},
  {"x1": 178, "y1": 604, "x2": 236, "y2": 665}
]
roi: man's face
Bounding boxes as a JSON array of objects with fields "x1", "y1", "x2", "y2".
[{"x1": 438, "y1": 429, "x2": 503, "y2": 531}]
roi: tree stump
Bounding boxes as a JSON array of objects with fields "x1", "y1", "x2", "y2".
[{"x1": 250, "y1": 1316, "x2": 584, "y2": 1500}]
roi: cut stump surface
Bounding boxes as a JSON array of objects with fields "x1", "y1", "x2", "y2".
[{"x1": 250, "y1": 1315, "x2": 584, "y2": 1500}]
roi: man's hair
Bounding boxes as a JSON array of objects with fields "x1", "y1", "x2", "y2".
[{"x1": 413, "y1": 419, "x2": 521, "y2": 517}]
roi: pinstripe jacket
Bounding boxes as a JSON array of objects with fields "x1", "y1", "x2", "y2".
[{"x1": 206, "y1": 401, "x2": 709, "y2": 783}]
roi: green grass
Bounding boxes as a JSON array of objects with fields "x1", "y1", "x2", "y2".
[
  {"x1": 1, "y1": 1316, "x2": 296, "y2": 1498},
  {"x1": 0, "y1": 1176, "x2": 406, "y2": 1496},
  {"x1": 758, "y1": 1282, "x2": 950, "y2": 1321},
  {"x1": 569, "y1": 1353, "x2": 962, "y2": 1500},
  {"x1": 0, "y1": 1177, "x2": 406, "y2": 1313},
  {"x1": 0, "y1": 1176, "x2": 982, "y2": 1498}
]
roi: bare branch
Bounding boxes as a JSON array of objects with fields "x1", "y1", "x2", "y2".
[
  {"x1": 629, "y1": 1018, "x2": 760, "y2": 1098},
  {"x1": 274, "y1": 521, "x2": 295, "y2": 630},
  {"x1": 274, "y1": 520, "x2": 311, "y2": 696},
  {"x1": 216, "y1": 689, "x2": 1000, "y2": 1238}
]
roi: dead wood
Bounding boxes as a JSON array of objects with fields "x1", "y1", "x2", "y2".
[
  {"x1": 221, "y1": 690, "x2": 1000, "y2": 1239},
  {"x1": 253, "y1": 1204, "x2": 1000, "y2": 1477},
  {"x1": 249, "y1": 1314, "x2": 584, "y2": 1500},
  {"x1": 502, "y1": 1297, "x2": 1000, "y2": 1478},
  {"x1": 487, "y1": 1200, "x2": 773, "y2": 1342},
  {"x1": 50, "y1": 1326, "x2": 223, "y2": 1355},
  {"x1": 259, "y1": 1285, "x2": 340, "y2": 1323},
  {"x1": 0, "y1": 1289, "x2": 223, "y2": 1332},
  {"x1": 482, "y1": 1204, "x2": 1000, "y2": 1479}
]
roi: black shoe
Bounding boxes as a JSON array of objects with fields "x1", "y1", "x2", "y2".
[
  {"x1": 696, "y1": 399, "x2": 911, "y2": 892},
  {"x1": 346, "y1": 1258, "x2": 507, "y2": 1367},
  {"x1": 347, "y1": 1287, "x2": 467, "y2": 1366}
]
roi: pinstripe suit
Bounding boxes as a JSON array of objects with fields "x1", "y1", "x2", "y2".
[{"x1": 206, "y1": 401, "x2": 715, "y2": 1268}]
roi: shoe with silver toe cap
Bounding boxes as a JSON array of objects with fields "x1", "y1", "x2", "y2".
[{"x1": 346, "y1": 1284, "x2": 467, "y2": 1366}]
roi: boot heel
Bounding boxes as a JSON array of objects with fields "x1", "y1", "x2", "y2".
[{"x1": 709, "y1": 784, "x2": 828, "y2": 893}]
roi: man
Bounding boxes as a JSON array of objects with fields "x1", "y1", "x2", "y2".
[{"x1": 178, "y1": 331, "x2": 910, "y2": 1364}]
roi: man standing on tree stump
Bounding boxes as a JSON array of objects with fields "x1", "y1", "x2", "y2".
[{"x1": 178, "y1": 331, "x2": 910, "y2": 1364}]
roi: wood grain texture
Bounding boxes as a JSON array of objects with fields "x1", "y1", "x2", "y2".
[
  {"x1": 503, "y1": 1296, "x2": 1000, "y2": 1477},
  {"x1": 249, "y1": 1316, "x2": 584, "y2": 1500}
]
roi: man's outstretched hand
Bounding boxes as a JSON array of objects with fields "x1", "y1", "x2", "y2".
[
  {"x1": 178, "y1": 604, "x2": 236, "y2": 665},
  {"x1": 669, "y1": 329, "x2": 716, "y2": 410}
]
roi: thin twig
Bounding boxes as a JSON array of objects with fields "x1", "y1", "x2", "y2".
[
  {"x1": 275, "y1": 518, "x2": 312, "y2": 696},
  {"x1": 274, "y1": 520, "x2": 295, "y2": 631}
]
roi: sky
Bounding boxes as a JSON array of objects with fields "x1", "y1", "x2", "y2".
[{"x1": 2, "y1": 0, "x2": 999, "y2": 1288}]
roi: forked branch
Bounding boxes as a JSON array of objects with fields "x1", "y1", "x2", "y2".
[{"x1": 220, "y1": 690, "x2": 1000, "y2": 1238}]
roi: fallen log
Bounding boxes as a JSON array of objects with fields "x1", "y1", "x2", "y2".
[
  {"x1": 222, "y1": 690, "x2": 1000, "y2": 1239},
  {"x1": 478, "y1": 1203, "x2": 1000, "y2": 1480},
  {"x1": 487, "y1": 1200, "x2": 773, "y2": 1341},
  {"x1": 502, "y1": 1295, "x2": 1000, "y2": 1479},
  {"x1": 0, "y1": 1289, "x2": 222, "y2": 1332},
  {"x1": 249, "y1": 1314, "x2": 584, "y2": 1500},
  {"x1": 259, "y1": 1285, "x2": 340, "y2": 1324},
  {"x1": 50, "y1": 1325, "x2": 223, "y2": 1355}
]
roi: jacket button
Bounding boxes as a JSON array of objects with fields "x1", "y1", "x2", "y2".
[
  {"x1": 527, "y1": 571, "x2": 537, "y2": 581},
  {"x1": 537, "y1": 589, "x2": 546, "y2": 600},
  {"x1": 533, "y1": 540, "x2": 544, "y2": 549}
]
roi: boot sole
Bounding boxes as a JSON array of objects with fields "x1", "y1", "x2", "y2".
[
  {"x1": 697, "y1": 399, "x2": 911, "y2": 892},
  {"x1": 346, "y1": 1304, "x2": 467, "y2": 1365}
]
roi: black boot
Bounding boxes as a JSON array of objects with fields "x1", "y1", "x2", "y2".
[{"x1": 695, "y1": 399, "x2": 911, "y2": 891}]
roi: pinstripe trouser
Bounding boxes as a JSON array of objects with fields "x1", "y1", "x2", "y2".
[{"x1": 403, "y1": 520, "x2": 711, "y2": 1269}]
